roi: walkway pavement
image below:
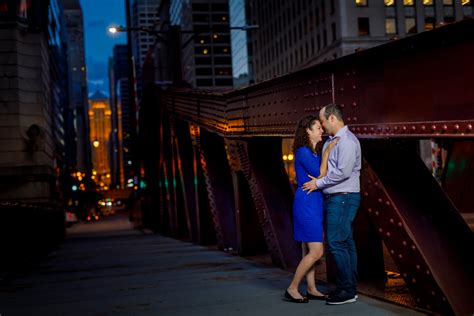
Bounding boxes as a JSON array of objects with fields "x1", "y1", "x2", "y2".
[{"x1": 0, "y1": 213, "x2": 425, "y2": 316}]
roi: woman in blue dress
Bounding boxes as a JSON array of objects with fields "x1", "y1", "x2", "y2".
[{"x1": 285, "y1": 115, "x2": 338, "y2": 303}]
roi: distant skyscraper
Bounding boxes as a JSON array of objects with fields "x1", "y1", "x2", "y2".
[
  {"x1": 63, "y1": 0, "x2": 91, "y2": 173},
  {"x1": 250, "y1": 0, "x2": 474, "y2": 82},
  {"x1": 109, "y1": 45, "x2": 130, "y2": 189},
  {"x1": 88, "y1": 91, "x2": 113, "y2": 190}
]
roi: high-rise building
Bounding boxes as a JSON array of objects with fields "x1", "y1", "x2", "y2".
[
  {"x1": 0, "y1": 0, "x2": 69, "y2": 203},
  {"x1": 170, "y1": 0, "x2": 234, "y2": 89},
  {"x1": 230, "y1": 0, "x2": 254, "y2": 88},
  {"x1": 130, "y1": 0, "x2": 161, "y2": 100},
  {"x1": 251, "y1": 0, "x2": 474, "y2": 82},
  {"x1": 63, "y1": 0, "x2": 91, "y2": 173},
  {"x1": 88, "y1": 91, "x2": 112, "y2": 191},
  {"x1": 109, "y1": 45, "x2": 129, "y2": 189}
]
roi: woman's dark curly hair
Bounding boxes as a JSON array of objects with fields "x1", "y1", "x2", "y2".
[{"x1": 292, "y1": 115, "x2": 323, "y2": 154}]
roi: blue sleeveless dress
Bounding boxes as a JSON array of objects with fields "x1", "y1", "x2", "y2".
[{"x1": 293, "y1": 146, "x2": 324, "y2": 242}]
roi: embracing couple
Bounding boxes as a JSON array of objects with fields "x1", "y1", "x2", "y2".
[{"x1": 284, "y1": 103, "x2": 362, "y2": 305}]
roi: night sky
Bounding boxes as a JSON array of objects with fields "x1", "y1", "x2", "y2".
[{"x1": 80, "y1": 0, "x2": 127, "y2": 96}]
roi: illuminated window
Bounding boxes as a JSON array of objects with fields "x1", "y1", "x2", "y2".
[
  {"x1": 384, "y1": 0, "x2": 395, "y2": 6},
  {"x1": 355, "y1": 0, "x2": 368, "y2": 6},
  {"x1": 423, "y1": 0, "x2": 433, "y2": 5},
  {"x1": 385, "y1": 18, "x2": 397, "y2": 34},
  {"x1": 404, "y1": 0, "x2": 414, "y2": 5},
  {"x1": 424, "y1": 17, "x2": 435, "y2": 30},
  {"x1": 405, "y1": 18, "x2": 417, "y2": 34},
  {"x1": 358, "y1": 17, "x2": 370, "y2": 36},
  {"x1": 462, "y1": 0, "x2": 471, "y2": 5}
]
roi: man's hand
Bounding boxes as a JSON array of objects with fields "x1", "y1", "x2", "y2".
[{"x1": 302, "y1": 175, "x2": 318, "y2": 193}]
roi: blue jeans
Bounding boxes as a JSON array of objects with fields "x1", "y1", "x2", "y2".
[{"x1": 324, "y1": 193, "x2": 360, "y2": 296}]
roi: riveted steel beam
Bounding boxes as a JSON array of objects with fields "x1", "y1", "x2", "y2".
[
  {"x1": 198, "y1": 128, "x2": 238, "y2": 251},
  {"x1": 225, "y1": 138, "x2": 301, "y2": 269},
  {"x1": 361, "y1": 139, "x2": 474, "y2": 315},
  {"x1": 189, "y1": 124, "x2": 217, "y2": 245},
  {"x1": 163, "y1": 19, "x2": 474, "y2": 139}
]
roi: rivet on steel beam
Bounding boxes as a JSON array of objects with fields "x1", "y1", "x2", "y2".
[
  {"x1": 370, "y1": 127, "x2": 375, "y2": 132},
  {"x1": 394, "y1": 126, "x2": 399, "y2": 131},
  {"x1": 378, "y1": 198, "x2": 383, "y2": 203},
  {"x1": 353, "y1": 117, "x2": 358, "y2": 121},
  {"x1": 398, "y1": 254, "x2": 403, "y2": 259},
  {"x1": 389, "y1": 218, "x2": 394, "y2": 223},
  {"x1": 403, "y1": 241, "x2": 407, "y2": 246},
  {"x1": 402, "y1": 126, "x2": 407, "y2": 131},
  {"x1": 411, "y1": 126, "x2": 416, "y2": 131},
  {"x1": 341, "y1": 103, "x2": 345, "y2": 108},
  {"x1": 431, "y1": 124, "x2": 437, "y2": 131},
  {"x1": 454, "y1": 124, "x2": 459, "y2": 131},
  {"x1": 353, "y1": 101, "x2": 357, "y2": 107},
  {"x1": 416, "y1": 264, "x2": 420, "y2": 270},
  {"x1": 379, "y1": 228, "x2": 383, "y2": 233},
  {"x1": 352, "y1": 85, "x2": 357, "y2": 90},
  {"x1": 378, "y1": 127, "x2": 382, "y2": 132},
  {"x1": 364, "y1": 191, "x2": 368, "y2": 197},
  {"x1": 375, "y1": 181, "x2": 379, "y2": 187},
  {"x1": 411, "y1": 245, "x2": 416, "y2": 250},
  {"x1": 467, "y1": 124, "x2": 473, "y2": 131},
  {"x1": 363, "y1": 127, "x2": 367, "y2": 132},
  {"x1": 386, "y1": 232, "x2": 391, "y2": 237},
  {"x1": 442, "y1": 124, "x2": 448, "y2": 131},
  {"x1": 421, "y1": 125, "x2": 426, "y2": 131},
  {"x1": 385, "y1": 126, "x2": 390, "y2": 131},
  {"x1": 375, "y1": 211, "x2": 379, "y2": 216},
  {"x1": 398, "y1": 222, "x2": 402, "y2": 227},
  {"x1": 390, "y1": 250, "x2": 395, "y2": 255},
  {"x1": 431, "y1": 291, "x2": 436, "y2": 296},
  {"x1": 385, "y1": 201, "x2": 390, "y2": 206},
  {"x1": 347, "y1": 117, "x2": 351, "y2": 122},
  {"x1": 367, "y1": 208, "x2": 372, "y2": 213},
  {"x1": 412, "y1": 278, "x2": 416, "y2": 284},
  {"x1": 426, "y1": 270, "x2": 431, "y2": 275},
  {"x1": 340, "y1": 87, "x2": 344, "y2": 92}
]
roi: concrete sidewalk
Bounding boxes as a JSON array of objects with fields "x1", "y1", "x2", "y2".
[{"x1": 0, "y1": 214, "x2": 424, "y2": 315}]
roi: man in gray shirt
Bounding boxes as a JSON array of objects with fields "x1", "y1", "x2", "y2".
[{"x1": 303, "y1": 103, "x2": 361, "y2": 305}]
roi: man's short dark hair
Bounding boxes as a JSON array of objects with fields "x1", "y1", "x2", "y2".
[{"x1": 322, "y1": 103, "x2": 344, "y2": 121}]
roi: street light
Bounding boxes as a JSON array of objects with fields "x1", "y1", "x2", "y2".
[{"x1": 107, "y1": 24, "x2": 259, "y2": 46}]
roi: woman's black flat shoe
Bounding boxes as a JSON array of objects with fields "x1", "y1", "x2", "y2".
[
  {"x1": 284, "y1": 290, "x2": 309, "y2": 303},
  {"x1": 306, "y1": 292, "x2": 328, "y2": 300}
]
